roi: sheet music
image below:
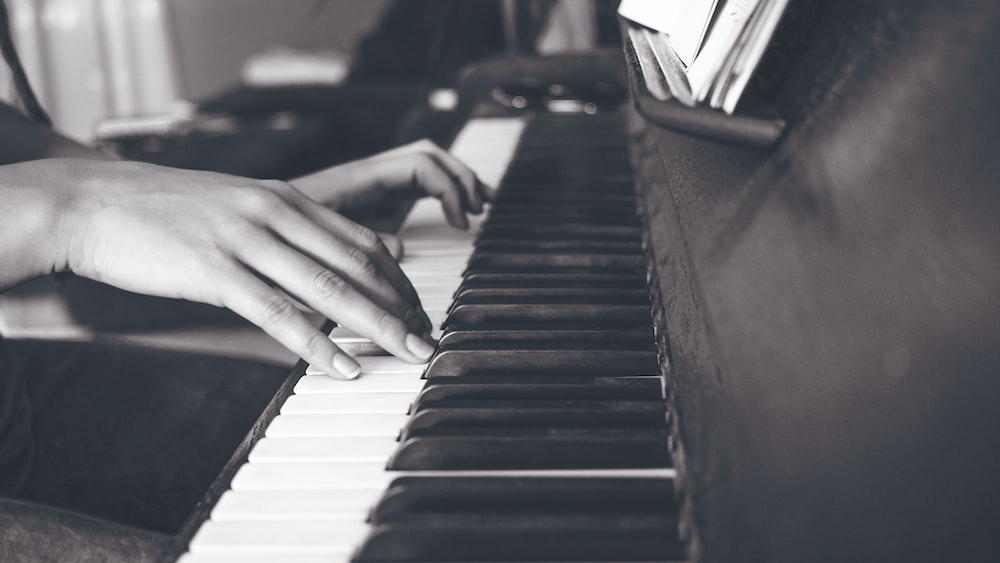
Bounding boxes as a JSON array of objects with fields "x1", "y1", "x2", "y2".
[
  {"x1": 685, "y1": 0, "x2": 762, "y2": 102},
  {"x1": 719, "y1": 0, "x2": 789, "y2": 112},
  {"x1": 668, "y1": 0, "x2": 721, "y2": 67},
  {"x1": 616, "y1": 0, "x2": 685, "y2": 34}
]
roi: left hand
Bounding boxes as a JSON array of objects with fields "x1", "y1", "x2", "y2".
[{"x1": 291, "y1": 139, "x2": 494, "y2": 230}]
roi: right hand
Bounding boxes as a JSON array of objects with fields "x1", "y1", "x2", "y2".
[{"x1": 13, "y1": 158, "x2": 436, "y2": 379}]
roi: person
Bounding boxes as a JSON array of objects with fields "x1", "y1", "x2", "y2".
[{"x1": 0, "y1": 7, "x2": 490, "y2": 561}]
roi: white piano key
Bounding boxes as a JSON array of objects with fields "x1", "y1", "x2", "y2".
[
  {"x1": 248, "y1": 437, "x2": 399, "y2": 463},
  {"x1": 280, "y1": 393, "x2": 413, "y2": 414},
  {"x1": 265, "y1": 414, "x2": 408, "y2": 438},
  {"x1": 211, "y1": 489, "x2": 380, "y2": 521},
  {"x1": 189, "y1": 520, "x2": 368, "y2": 554},
  {"x1": 293, "y1": 373, "x2": 424, "y2": 394},
  {"x1": 304, "y1": 356, "x2": 426, "y2": 376},
  {"x1": 179, "y1": 555, "x2": 342, "y2": 563},
  {"x1": 231, "y1": 462, "x2": 396, "y2": 491}
]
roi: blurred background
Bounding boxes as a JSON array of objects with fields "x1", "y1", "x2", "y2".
[{"x1": 2, "y1": 0, "x2": 617, "y2": 145}]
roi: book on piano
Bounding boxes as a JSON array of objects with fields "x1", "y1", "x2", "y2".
[{"x1": 619, "y1": 0, "x2": 790, "y2": 114}]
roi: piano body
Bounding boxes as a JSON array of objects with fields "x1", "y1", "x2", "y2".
[{"x1": 164, "y1": 0, "x2": 1000, "y2": 561}]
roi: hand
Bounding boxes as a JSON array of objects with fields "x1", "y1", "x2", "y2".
[
  {"x1": 10, "y1": 158, "x2": 435, "y2": 379},
  {"x1": 292, "y1": 139, "x2": 494, "y2": 230}
]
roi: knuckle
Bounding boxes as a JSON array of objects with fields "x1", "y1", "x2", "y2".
[
  {"x1": 259, "y1": 294, "x2": 296, "y2": 326},
  {"x1": 312, "y1": 269, "x2": 348, "y2": 301},
  {"x1": 240, "y1": 186, "x2": 284, "y2": 214},
  {"x1": 348, "y1": 246, "x2": 379, "y2": 278},
  {"x1": 354, "y1": 226, "x2": 383, "y2": 254},
  {"x1": 303, "y1": 331, "x2": 328, "y2": 357},
  {"x1": 373, "y1": 308, "x2": 400, "y2": 336}
]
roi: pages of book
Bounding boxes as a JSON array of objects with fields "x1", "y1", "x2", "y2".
[
  {"x1": 617, "y1": 0, "x2": 686, "y2": 35},
  {"x1": 685, "y1": 0, "x2": 762, "y2": 102},
  {"x1": 719, "y1": 0, "x2": 789, "y2": 113},
  {"x1": 668, "y1": 0, "x2": 721, "y2": 67}
]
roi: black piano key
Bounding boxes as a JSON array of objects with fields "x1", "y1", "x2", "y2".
[
  {"x1": 371, "y1": 476, "x2": 675, "y2": 522},
  {"x1": 457, "y1": 273, "x2": 648, "y2": 291},
  {"x1": 436, "y1": 326, "x2": 654, "y2": 348},
  {"x1": 483, "y1": 215, "x2": 640, "y2": 229},
  {"x1": 477, "y1": 223, "x2": 642, "y2": 241},
  {"x1": 387, "y1": 428, "x2": 672, "y2": 471},
  {"x1": 400, "y1": 399, "x2": 666, "y2": 439},
  {"x1": 355, "y1": 515, "x2": 684, "y2": 562},
  {"x1": 493, "y1": 190, "x2": 637, "y2": 205},
  {"x1": 449, "y1": 288, "x2": 649, "y2": 311},
  {"x1": 413, "y1": 375, "x2": 663, "y2": 406},
  {"x1": 487, "y1": 204, "x2": 639, "y2": 219},
  {"x1": 465, "y1": 252, "x2": 644, "y2": 270},
  {"x1": 444, "y1": 300, "x2": 651, "y2": 328},
  {"x1": 425, "y1": 344, "x2": 659, "y2": 377}
]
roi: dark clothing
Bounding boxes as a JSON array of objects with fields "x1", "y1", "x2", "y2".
[
  {"x1": 0, "y1": 337, "x2": 287, "y2": 561},
  {"x1": 0, "y1": 336, "x2": 31, "y2": 497}
]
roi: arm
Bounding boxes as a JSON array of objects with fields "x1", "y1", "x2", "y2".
[
  {"x1": 0, "y1": 158, "x2": 436, "y2": 378},
  {"x1": 0, "y1": 102, "x2": 443, "y2": 379},
  {"x1": 0, "y1": 105, "x2": 485, "y2": 378}
]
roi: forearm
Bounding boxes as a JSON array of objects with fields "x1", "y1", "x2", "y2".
[
  {"x1": 0, "y1": 160, "x2": 71, "y2": 290},
  {"x1": 0, "y1": 103, "x2": 112, "y2": 164}
]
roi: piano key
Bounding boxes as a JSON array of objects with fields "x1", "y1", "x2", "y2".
[
  {"x1": 355, "y1": 516, "x2": 684, "y2": 562},
  {"x1": 458, "y1": 270, "x2": 649, "y2": 289},
  {"x1": 179, "y1": 555, "x2": 341, "y2": 563},
  {"x1": 231, "y1": 462, "x2": 397, "y2": 491},
  {"x1": 413, "y1": 375, "x2": 663, "y2": 405},
  {"x1": 474, "y1": 238, "x2": 644, "y2": 253},
  {"x1": 280, "y1": 393, "x2": 414, "y2": 414},
  {"x1": 293, "y1": 373, "x2": 424, "y2": 394},
  {"x1": 189, "y1": 520, "x2": 368, "y2": 555},
  {"x1": 304, "y1": 356, "x2": 426, "y2": 376},
  {"x1": 265, "y1": 413, "x2": 409, "y2": 438},
  {"x1": 425, "y1": 346, "x2": 660, "y2": 377},
  {"x1": 371, "y1": 476, "x2": 675, "y2": 521},
  {"x1": 444, "y1": 301, "x2": 653, "y2": 326},
  {"x1": 388, "y1": 428, "x2": 672, "y2": 471},
  {"x1": 248, "y1": 437, "x2": 399, "y2": 463},
  {"x1": 466, "y1": 252, "x2": 646, "y2": 270},
  {"x1": 436, "y1": 326, "x2": 656, "y2": 348},
  {"x1": 231, "y1": 463, "x2": 675, "y2": 491},
  {"x1": 478, "y1": 222, "x2": 643, "y2": 240},
  {"x1": 400, "y1": 400, "x2": 667, "y2": 437},
  {"x1": 211, "y1": 489, "x2": 377, "y2": 520}
]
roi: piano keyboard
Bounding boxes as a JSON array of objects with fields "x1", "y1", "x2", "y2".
[{"x1": 175, "y1": 113, "x2": 683, "y2": 562}]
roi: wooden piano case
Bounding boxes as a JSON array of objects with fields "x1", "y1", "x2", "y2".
[{"x1": 624, "y1": 0, "x2": 1000, "y2": 561}]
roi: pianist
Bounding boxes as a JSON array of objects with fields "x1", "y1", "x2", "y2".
[{"x1": 0, "y1": 29, "x2": 488, "y2": 563}]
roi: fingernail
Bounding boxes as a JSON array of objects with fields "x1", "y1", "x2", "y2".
[
  {"x1": 332, "y1": 352, "x2": 362, "y2": 379},
  {"x1": 406, "y1": 333, "x2": 435, "y2": 361}
]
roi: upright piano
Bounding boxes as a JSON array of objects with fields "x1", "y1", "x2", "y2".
[{"x1": 163, "y1": 0, "x2": 1000, "y2": 561}]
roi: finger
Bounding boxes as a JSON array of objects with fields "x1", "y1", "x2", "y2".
[
  {"x1": 378, "y1": 232, "x2": 404, "y2": 261},
  {"x1": 406, "y1": 153, "x2": 470, "y2": 229},
  {"x1": 287, "y1": 195, "x2": 433, "y2": 329},
  {"x1": 218, "y1": 263, "x2": 362, "y2": 379},
  {"x1": 363, "y1": 146, "x2": 473, "y2": 227},
  {"x1": 241, "y1": 238, "x2": 435, "y2": 364},
  {"x1": 250, "y1": 209, "x2": 429, "y2": 335},
  {"x1": 478, "y1": 176, "x2": 499, "y2": 202},
  {"x1": 397, "y1": 140, "x2": 485, "y2": 213}
]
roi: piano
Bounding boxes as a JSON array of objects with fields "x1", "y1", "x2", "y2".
[{"x1": 164, "y1": 0, "x2": 1000, "y2": 561}]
